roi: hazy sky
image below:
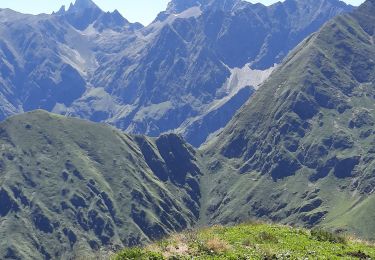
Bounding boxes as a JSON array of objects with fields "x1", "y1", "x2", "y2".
[{"x1": 0, "y1": 0, "x2": 366, "y2": 25}]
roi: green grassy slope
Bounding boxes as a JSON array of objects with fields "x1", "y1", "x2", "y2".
[
  {"x1": 203, "y1": 0, "x2": 375, "y2": 239},
  {"x1": 114, "y1": 222, "x2": 375, "y2": 259},
  {"x1": 0, "y1": 110, "x2": 204, "y2": 259},
  {"x1": 2, "y1": 1, "x2": 375, "y2": 257}
]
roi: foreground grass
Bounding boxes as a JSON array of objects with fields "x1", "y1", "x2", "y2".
[{"x1": 113, "y1": 223, "x2": 375, "y2": 259}]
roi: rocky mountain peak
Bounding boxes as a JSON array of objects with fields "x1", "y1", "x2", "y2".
[
  {"x1": 55, "y1": 5, "x2": 66, "y2": 15},
  {"x1": 68, "y1": 0, "x2": 100, "y2": 12},
  {"x1": 92, "y1": 9, "x2": 144, "y2": 32},
  {"x1": 351, "y1": 0, "x2": 375, "y2": 34},
  {"x1": 357, "y1": 0, "x2": 375, "y2": 12},
  {"x1": 54, "y1": 0, "x2": 139, "y2": 31},
  {"x1": 166, "y1": 0, "x2": 199, "y2": 13},
  {"x1": 53, "y1": 0, "x2": 103, "y2": 30},
  {"x1": 54, "y1": 0, "x2": 100, "y2": 15}
]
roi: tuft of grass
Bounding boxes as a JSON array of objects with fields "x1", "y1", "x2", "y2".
[
  {"x1": 204, "y1": 237, "x2": 231, "y2": 254},
  {"x1": 311, "y1": 228, "x2": 347, "y2": 244},
  {"x1": 257, "y1": 231, "x2": 278, "y2": 244},
  {"x1": 242, "y1": 237, "x2": 253, "y2": 247}
]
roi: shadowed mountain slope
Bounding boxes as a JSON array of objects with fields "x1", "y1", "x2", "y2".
[{"x1": 0, "y1": 110, "x2": 203, "y2": 259}]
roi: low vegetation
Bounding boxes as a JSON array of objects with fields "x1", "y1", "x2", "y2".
[{"x1": 113, "y1": 222, "x2": 375, "y2": 259}]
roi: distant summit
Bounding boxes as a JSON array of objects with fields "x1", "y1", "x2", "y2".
[
  {"x1": 352, "y1": 0, "x2": 375, "y2": 34},
  {"x1": 54, "y1": 0, "x2": 103, "y2": 30},
  {"x1": 68, "y1": 0, "x2": 99, "y2": 11},
  {"x1": 53, "y1": 0, "x2": 141, "y2": 31}
]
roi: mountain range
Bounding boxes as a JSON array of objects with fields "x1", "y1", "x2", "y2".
[
  {"x1": 0, "y1": 0, "x2": 353, "y2": 147},
  {"x1": 1, "y1": 0, "x2": 375, "y2": 259}
]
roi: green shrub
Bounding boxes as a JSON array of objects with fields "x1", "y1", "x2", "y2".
[
  {"x1": 311, "y1": 228, "x2": 346, "y2": 244},
  {"x1": 114, "y1": 247, "x2": 164, "y2": 260},
  {"x1": 257, "y1": 231, "x2": 278, "y2": 243}
]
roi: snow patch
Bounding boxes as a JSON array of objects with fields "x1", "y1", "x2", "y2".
[
  {"x1": 224, "y1": 63, "x2": 276, "y2": 93},
  {"x1": 58, "y1": 44, "x2": 88, "y2": 75},
  {"x1": 212, "y1": 63, "x2": 276, "y2": 112},
  {"x1": 176, "y1": 64, "x2": 276, "y2": 137},
  {"x1": 59, "y1": 27, "x2": 99, "y2": 77}
]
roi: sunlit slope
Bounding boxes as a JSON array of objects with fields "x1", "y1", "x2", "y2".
[
  {"x1": 115, "y1": 222, "x2": 375, "y2": 259},
  {"x1": 203, "y1": 0, "x2": 375, "y2": 239}
]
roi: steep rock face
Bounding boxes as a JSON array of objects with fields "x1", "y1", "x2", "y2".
[
  {"x1": 204, "y1": 0, "x2": 375, "y2": 239},
  {"x1": 0, "y1": 0, "x2": 352, "y2": 147},
  {"x1": 0, "y1": 111, "x2": 203, "y2": 259},
  {"x1": 63, "y1": 0, "x2": 103, "y2": 30},
  {"x1": 55, "y1": 0, "x2": 142, "y2": 32}
]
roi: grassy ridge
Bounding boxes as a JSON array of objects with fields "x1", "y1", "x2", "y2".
[
  {"x1": 201, "y1": 0, "x2": 375, "y2": 240},
  {"x1": 0, "y1": 110, "x2": 204, "y2": 259},
  {"x1": 114, "y1": 222, "x2": 375, "y2": 259}
]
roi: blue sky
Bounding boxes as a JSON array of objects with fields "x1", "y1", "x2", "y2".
[{"x1": 0, "y1": 0, "x2": 366, "y2": 25}]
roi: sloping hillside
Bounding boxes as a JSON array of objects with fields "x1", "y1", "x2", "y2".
[
  {"x1": 115, "y1": 222, "x2": 375, "y2": 259},
  {"x1": 204, "y1": 0, "x2": 375, "y2": 240},
  {"x1": 0, "y1": 110, "x2": 204, "y2": 259}
]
